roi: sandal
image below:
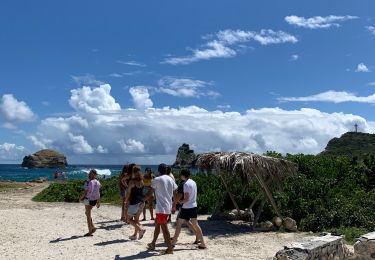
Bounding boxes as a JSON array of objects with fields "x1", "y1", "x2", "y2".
[
  {"x1": 147, "y1": 243, "x2": 155, "y2": 250},
  {"x1": 193, "y1": 240, "x2": 201, "y2": 244},
  {"x1": 138, "y1": 229, "x2": 146, "y2": 240},
  {"x1": 160, "y1": 250, "x2": 173, "y2": 255}
]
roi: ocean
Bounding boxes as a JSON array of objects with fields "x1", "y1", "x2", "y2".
[{"x1": 0, "y1": 164, "x2": 160, "y2": 182}]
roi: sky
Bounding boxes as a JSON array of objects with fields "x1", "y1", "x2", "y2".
[{"x1": 1, "y1": 0, "x2": 375, "y2": 164}]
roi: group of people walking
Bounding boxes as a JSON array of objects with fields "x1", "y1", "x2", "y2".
[{"x1": 80, "y1": 163, "x2": 206, "y2": 255}]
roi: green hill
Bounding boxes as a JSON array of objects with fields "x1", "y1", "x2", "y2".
[{"x1": 320, "y1": 132, "x2": 375, "y2": 158}]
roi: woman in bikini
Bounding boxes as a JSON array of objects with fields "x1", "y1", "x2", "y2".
[{"x1": 125, "y1": 165, "x2": 147, "y2": 240}]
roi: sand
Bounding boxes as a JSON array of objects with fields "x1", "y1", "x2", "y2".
[{"x1": 0, "y1": 183, "x2": 307, "y2": 260}]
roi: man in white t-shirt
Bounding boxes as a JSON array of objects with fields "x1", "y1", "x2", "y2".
[
  {"x1": 172, "y1": 169, "x2": 206, "y2": 249},
  {"x1": 145, "y1": 163, "x2": 177, "y2": 254}
]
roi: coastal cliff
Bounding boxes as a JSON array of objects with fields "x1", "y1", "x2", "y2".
[
  {"x1": 172, "y1": 143, "x2": 198, "y2": 168},
  {"x1": 21, "y1": 149, "x2": 68, "y2": 168},
  {"x1": 320, "y1": 132, "x2": 375, "y2": 159}
]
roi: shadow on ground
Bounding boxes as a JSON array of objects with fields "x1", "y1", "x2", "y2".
[
  {"x1": 50, "y1": 235, "x2": 84, "y2": 243},
  {"x1": 95, "y1": 239, "x2": 129, "y2": 246}
]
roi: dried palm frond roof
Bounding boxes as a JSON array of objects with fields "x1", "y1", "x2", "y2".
[{"x1": 197, "y1": 152, "x2": 297, "y2": 183}]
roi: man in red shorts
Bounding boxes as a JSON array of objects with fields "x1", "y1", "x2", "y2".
[{"x1": 145, "y1": 163, "x2": 177, "y2": 254}]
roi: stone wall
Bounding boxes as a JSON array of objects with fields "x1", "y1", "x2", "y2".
[
  {"x1": 353, "y1": 232, "x2": 375, "y2": 260},
  {"x1": 274, "y1": 233, "x2": 349, "y2": 260}
]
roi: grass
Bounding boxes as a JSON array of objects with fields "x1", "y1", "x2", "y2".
[{"x1": 326, "y1": 227, "x2": 369, "y2": 244}]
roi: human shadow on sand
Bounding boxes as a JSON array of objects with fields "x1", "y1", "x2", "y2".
[
  {"x1": 95, "y1": 239, "x2": 129, "y2": 246},
  {"x1": 50, "y1": 235, "x2": 84, "y2": 243},
  {"x1": 114, "y1": 248, "x2": 198, "y2": 259},
  {"x1": 96, "y1": 220, "x2": 121, "y2": 225},
  {"x1": 99, "y1": 223, "x2": 125, "y2": 231}
]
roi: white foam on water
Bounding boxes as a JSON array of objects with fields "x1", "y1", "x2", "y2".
[{"x1": 81, "y1": 168, "x2": 112, "y2": 176}]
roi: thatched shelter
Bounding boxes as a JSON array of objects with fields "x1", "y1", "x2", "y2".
[{"x1": 197, "y1": 152, "x2": 297, "y2": 222}]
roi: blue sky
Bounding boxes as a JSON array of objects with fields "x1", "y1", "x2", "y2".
[{"x1": 1, "y1": 0, "x2": 375, "y2": 164}]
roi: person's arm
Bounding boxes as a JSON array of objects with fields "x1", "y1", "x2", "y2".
[
  {"x1": 80, "y1": 189, "x2": 88, "y2": 201},
  {"x1": 179, "y1": 192, "x2": 190, "y2": 204},
  {"x1": 143, "y1": 186, "x2": 154, "y2": 202}
]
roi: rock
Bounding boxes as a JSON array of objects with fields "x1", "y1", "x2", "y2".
[
  {"x1": 172, "y1": 144, "x2": 198, "y2": 168},
  {"x1": 353, "y1": 232, "x2": 375, "y2": 259},
  {"x1": 273, "y1": 216, "x2": 283, "y2": 227},
  {"x1": 283, "y1": 217, "x2": 298, "y2": 232},
  {"x1": 258, "y1": 221, "x2": 274, "y2": 231},
  {"x1": 21, "y1": 149, "x2": 68, "y2": 168},
  {"x1": 244, "y1": 208, "x2": 255, "y2": 222},
  {"x1": 30, "y1": 177, "x2": 49, "y2": 183}
]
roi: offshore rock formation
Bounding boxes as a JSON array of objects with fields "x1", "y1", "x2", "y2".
[
  {"x1": 21, "y1": 149, "x2": 68, "y2": 168},
  {"x1": 172, "y1": 143, "x2": 198, "y2": 168}
]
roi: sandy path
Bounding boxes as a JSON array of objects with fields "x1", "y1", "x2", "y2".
[{"x1": 0, "y1": 183, "x2": 307, "y2": 260}]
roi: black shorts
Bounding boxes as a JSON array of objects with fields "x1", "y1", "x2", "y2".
[
  {"x1": 178, "y1": 207, "x2": 198, "y2": 221},
  {"x1": 89, "y1": 200, "x2": 97, "y2": 207}
]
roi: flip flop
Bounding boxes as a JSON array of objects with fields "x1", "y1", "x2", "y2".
[
  {"x1": 138, "y1": 229, "x2": 146, "y2": 240},
  {"x1": 147, "y1": 243, "x2": 155, "y2": 250},
  {"x1": 160, "y1": 250, "x2": 173, "y2": 255},
  {"x1": 83, "y1": 233, "x2": 93, "y2": 237},
  {"x1": 193, "y1": 240, "x2": 201, "y2": 244},
  {"x1": 198, "y1": 245, "x2": 207, "y2": 249}
]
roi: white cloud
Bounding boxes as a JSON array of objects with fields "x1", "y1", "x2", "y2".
[
  {"x1": 129, "y1": 87, "x2": 153, "y2": 110},
  {"x1": 217, "y1": 104, "x2": 231, "y2": 110},
  {"x1": 117, "y1": 60, "x2": 146, "y2": 67},
  {"x1": 71, "y1": 74, "x2": 105, "y2": 86},
  {"x1": 28, "y1": 85, "x2": 375, "y2": 164},
  {"x1": 279, "y1": 90, "x2": 375, "y2": 104},
  {"x1": 157, "y1": 77, "x2": 219, "y2": 98},
  {"x1": 69, "y1": 84, "x2": 121, "y2": 113},
  {"x1": 366, "y1": 26, "x2": 375, "y2": 36},
  {"x1": 97, "y1": 145, "x2": 108, "y2": 154},
  {"x1": 290, "y1": 54, "x2": 299, "y2": 61},
  {"x1": 109, "y1": 73, "x2": 123, "y2": 78},
  {"x1": 164, "y1": 29, "x2": 297, "y2": 65},
  {"x1": 68, "y1": 133, "x2": 94, "y2": 154},
  {"x1": 285, "y1": 15, "x2": 358, "y2": 29},
  {"x1": 356, "y1": 63, "x2": 370, "y2": 72},
  {"x1": 0, "y1": 94, "x2": 36, "y2": 127},
  {"x1": 0, "y1": 142, "x2": 27, "y2": 162},
  {"x1": 118, "y1": 139, "x2": 145, "y2": 154}
]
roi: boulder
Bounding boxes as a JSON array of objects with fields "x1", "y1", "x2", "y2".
[
  {"x1": 353, "y1": 232, "x2": 375, "y2": 259},
  {"x1": 283, "y1": 217, "x2": 298, "y2": 232},
  {"x1": 172, "y1": 144, "x2": 198, "y2": 168},
  {"x1": 273, "y1": 216, "x2": 283, "y2": 227},
  {"x1": 21, "y1": 149, "x2": 68, "y2": 168}
]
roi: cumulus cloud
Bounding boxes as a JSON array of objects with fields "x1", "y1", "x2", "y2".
[
  {"x1": 157, "y1": 77, "x2": 219, "y2": 98},
  {"x1": 356, "y1": 63, "x2": 370, "y2": 72},
  {"x1": 164, "y1": 29, "x2": 297, "y2": 65},
  {"x1": 279, "y1": 90, "x2": 375, "y2": 104},
  {"x1": 27, "y1": 86, "x2": 375, "y2": 164},
  {"x1": 0, "y1": 94, "x2": 36, "y2": 128},
  {"x1": 129, "y1": 87, "x2": 153, "y2": 109},
  {"x1": 366, "y1": 26, "x2": 375, "y2": 36},
  {"x1": 69, "y1": 84, "x2": 121, "y2": 113},
  {"x1": 117, "y1": 60, "x2": 146, "y2": 67},
  {"x1": 118, "y1": 139, "x2": 145, "y2": 154},
  {"x1": 285, "y1": 15, "x2": 358, "y2": 29},
  {"x1": 0, "y1": 142, "x2": 27, "y2": 162}
]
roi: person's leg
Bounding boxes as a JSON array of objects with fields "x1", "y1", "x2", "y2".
[
  {"x1": 121, "y1": 198, "x2": 126, "y2": 221},
  {"x1": 160, "y1": 223, "x2": 173, "y2": 253},
  {"x1": 190, "y1": 218, "x2": 206, "y2": 248},
  {"x1": 85, "y1": 206, "x2": 93, "y2": 234},
  {"x1": 149, "y1": 198, "x2": 154, "y2": 220},
  {"x1": 142, "y1": 206, "x2": 146, "y2": 221},
  {"x1": 187, "y1": 220, "x2": 199, "y2": 242},
  {"x1": 127, "y1": 215, "x2": 139, "y2": 238},
  {"x1": 148, "y1": 221, "x2": 160, "y2": 249},
  {"x1": 171, "y1": 218, "x2": 185, "y2": 244}
]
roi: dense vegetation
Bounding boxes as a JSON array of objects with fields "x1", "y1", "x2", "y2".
[
  {"x1": 320, "y1": 132, "x2": 375, "y2": 159},
  {"x1": 34, "y1": 152, "x2": 375, "y2": 241}
]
